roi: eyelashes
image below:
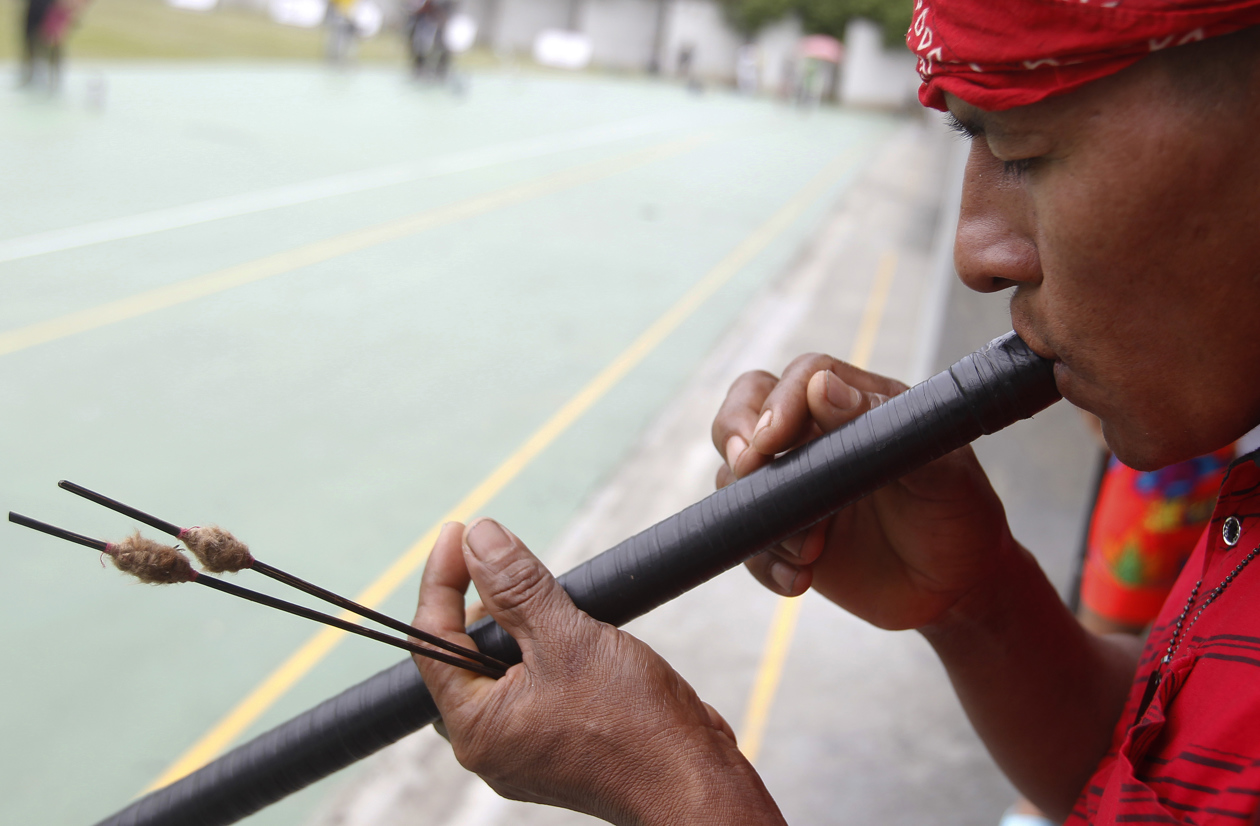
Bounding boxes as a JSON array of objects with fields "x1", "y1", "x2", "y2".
[
  {"x1": 945, "y1": 112, "x2": 977, "y2": 138},
  {"x1": 945, "y1": 113, "x2": 1038, "y2": 179}
]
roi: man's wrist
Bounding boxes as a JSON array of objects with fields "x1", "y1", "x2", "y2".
[
  {"x1": 917, "y1": 532, "x2": 1036, "y2": 652},
  {"x1": 913, "y1": 536, "x2": 1131, "y2": 817},
  {"x1": 623, "y1": 730, "x2": 785, "y2": 826}
]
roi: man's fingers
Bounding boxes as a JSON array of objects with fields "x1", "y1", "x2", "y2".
[
  {"x1": 712, "y1": 359, "x2": 908, "y2": 486},
  {"x1": 462, "y1": 519, "x2": 582, "y2": 653},
  {"x1": 746, "y1": 354, "x2": 836, "y2": 455},
  {"x1": 751, "y1": 355, "x2": 910, "y2": 455},
  {"x1": 826, "y1": 359, "x2": 908, "y2": 398},
  {"x1": 702, "y1": 701, "x2": 737, "y2": 744},
  {"x1": 414, "y1": 522, "x2": 484, "y2": 694},
  {"x1": 805, "y1": 370, "x2": 893, "y2": 433},
  {"x1": 742, "y1": 520, "x2": 829, "y2": 596},
  {"x1": 416, "y1": 522, "x2": 475, "y2": 636},
  {"x1": 744, "y1": 550, "x2": 813, "y2": 597},
  {"x1": 776, "y1": 521, "x2": 828, "y2": 565},
  {"x1": 465, "y1": 600, "x2": 489, "y2": 626},
  {"x1": 711, "y1": 370, "x2": 778, "y2": 468},
  {"x1": 715, "y1": 463, "x2": 736, "y2": 490}
]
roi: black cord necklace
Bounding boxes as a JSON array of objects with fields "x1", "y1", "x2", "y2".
[{"x1": 1134, "y1": 521, "x2": 1258, "y2": 724}]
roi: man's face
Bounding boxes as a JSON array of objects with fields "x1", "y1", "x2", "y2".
[{"x1": 948, "y1": 46, "x2": 1260, "y2": 470}]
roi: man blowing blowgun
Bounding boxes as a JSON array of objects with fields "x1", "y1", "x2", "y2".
[{"x1": 409, "y1": 3, "x2": 1260, "y2": 823}]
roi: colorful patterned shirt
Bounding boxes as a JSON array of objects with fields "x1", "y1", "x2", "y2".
[{"x1": 1080, "y1": 448, "x2": 1233, "y2": 627}]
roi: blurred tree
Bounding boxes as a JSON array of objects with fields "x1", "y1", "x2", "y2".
[
  {"x1": 798, "y1": 0, "x2": 913, "y2": 44},
  {"x1": 718, "y1": 0, "x2": 913, "y2": 45},
  {"x1": 720, "y1": 0, "x2": 796, "y2": 37}
]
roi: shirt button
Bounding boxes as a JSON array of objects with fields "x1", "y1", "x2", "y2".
[{"x1": 1223, "y1": 516, "x2": 1242, "y2": 547}]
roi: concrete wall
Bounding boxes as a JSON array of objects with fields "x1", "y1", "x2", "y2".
[
  {"x1": 460, "y1": 0, "x2": 495, "y2": 44},
  {"x1": 492, "y1": 0, "x2": 572, "y2": 51},
  {"x1": 659, "y1": 0, "x2": 742, "y2": 78},
  {"x1": 579, "y1": 0, "x2": 661, "y2": 71},
  {"x1": 455, "y1": 0, "x2": 915, "y2": 89},
  {"x1": 839, "y1": 18, "x2": 918, "y2": 108},
  {"x1": 752, "y1": 15, "x2": 803, "y2": 94},
  {"x1": 468, "y1": 0, "x2": 745, "y2": 80}
]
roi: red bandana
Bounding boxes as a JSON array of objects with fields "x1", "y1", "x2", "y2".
[{"x1": 909, "y1": 1, "x2": 1260, "y2": 111}]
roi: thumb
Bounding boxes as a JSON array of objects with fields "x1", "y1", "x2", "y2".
[
  {"x1": 462, "y1": 519, "x2": 582, "y2": 651},
  {"x1": 806, "y1": 369, "x2": 894, "y2": 432}
]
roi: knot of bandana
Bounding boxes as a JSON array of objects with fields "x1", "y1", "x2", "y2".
[{"x1": 908, "y1": 0, "x2": 1260, "y2": 112}]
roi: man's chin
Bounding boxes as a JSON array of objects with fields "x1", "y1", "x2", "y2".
[
  {"x1": 1106, "y1": 444, "x2": 1167, "y2": 472},
  {"x1": 1102, "y1": 422, "x2": 1219, "y2": 473}
]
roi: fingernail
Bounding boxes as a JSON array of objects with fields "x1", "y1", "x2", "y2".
[
  {"x1": 465, "y1": 519, "x2": 513, "y2": 561},
  {"x1": 824, "y1": 372, "x2": 862, "y2": 410},
  {"x1": 725, "y1": 434, "x2": 747, "y2": 469},
  {"x1": 780, "y1": 535, "x2": 805, "y2": 558},
  {"x1": 754, "y1": 409, "x2": 773, "y2": 438},
  {"x1": 769, "y1": 559, "x2": 799, "y2": 593}
]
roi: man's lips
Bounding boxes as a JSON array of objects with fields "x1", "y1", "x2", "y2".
[
  {"x1": 1007, "y1": 300, "x2": 1084, "y2": 404},
  {"x1": 1020, "y1": 333, "x2": 1092, "y2": 412},
  {"x1": 1007, "y1": 290, "x2": 1057, "y2": 362},
  {"x1": 1011, "y1": 322, "x2": 1058, "y2": 364},
  {"x1": 1010, "y1": 322, "x2": 1086, "y2": 406}
]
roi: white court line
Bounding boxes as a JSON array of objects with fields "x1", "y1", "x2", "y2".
[{"x1": 0, "y1": 115, "x2": 685, "y2": 265}]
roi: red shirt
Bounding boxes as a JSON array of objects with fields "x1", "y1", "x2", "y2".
[{"x1": 1066, "y1": 453, "x2": 1260, "y2": 824}]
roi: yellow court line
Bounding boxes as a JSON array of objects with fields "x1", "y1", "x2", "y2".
[
  {"x1": 738, "y1": 249, "x2": 898, "y2": 763},
  {"x1": 0, "y1": 133, "x2": 712, "y2": 359},
  {"x1": 145, "y1": 146, "x2": 869, "y2": 793},
  {"x1": 737, "y1": 595, "x2": 806, "y2": 763}
]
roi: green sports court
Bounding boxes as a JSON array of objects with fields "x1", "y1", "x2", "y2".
[{"x1": 0, "y1": 61, "x2": 905, "y2": 825}]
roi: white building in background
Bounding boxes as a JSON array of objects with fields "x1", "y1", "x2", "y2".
[
  {"x1": 237, "y1": 0, "x2": 917, "y2": 101},
  {"x1": 456, "y1": 0, "x2": 916, "y2": 103},
  {"x1": 839, "y1": 17, "x2": 917, "y2": 107},
  {"x1": 462, "y1": 0, "x2": 739, "y2": 76}
]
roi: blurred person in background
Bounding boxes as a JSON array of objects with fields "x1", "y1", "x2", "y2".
[
  {"x1": 405, "y1": 0, "x2": 452, "y2": 79},
  {"x1": 325, "y1": 0, "x2": 357, "y2": 64},
  {"x1": 408, "y1": 7, "x2": 1260, "y2": 826},
  {"x1": 19, "y1": 0, "x2": 55, "y2": 87},
  {"x1": 19, "y1": 0, "x2": 82, "y2": 90},
  {"x1": 736, "y1": 43, "x2": 760, "y2": 95},
  {"x1": 777, "y1": 55, "x2": 797, "y2": 101},
  {"x1": 676, "y1": 42, "x2": 702, "y2": 93}
]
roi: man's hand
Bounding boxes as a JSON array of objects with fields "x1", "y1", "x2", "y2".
[
  {"x1": 713, "y1": 354, "x2": 1142, "y2": 816},
  {"x1": 413, "y1": 520, "x2": 785, "y2": 826},
  {"x1": 711, "y1": 353, "x2": 1015, "y2": 630}
]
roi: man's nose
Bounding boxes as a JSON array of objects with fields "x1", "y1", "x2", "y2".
[{"x1": 953, "y1": 142, "x2": 1040, "y2": 294}]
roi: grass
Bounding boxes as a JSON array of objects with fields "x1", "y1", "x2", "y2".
[{"x1": 0, "y1": 0, "x2": 410, "y2": 61}]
